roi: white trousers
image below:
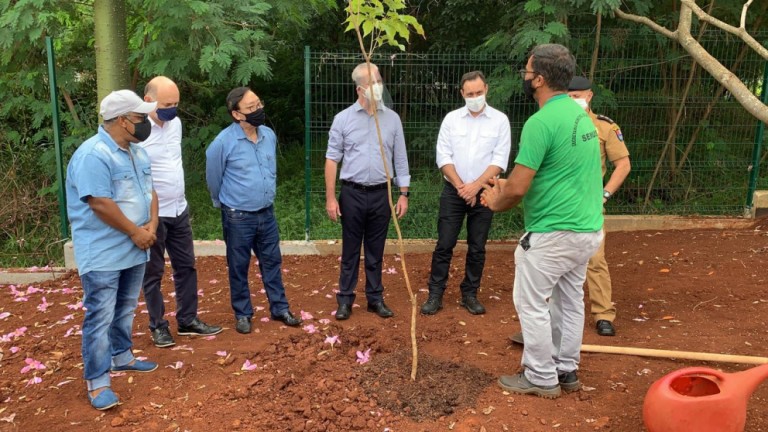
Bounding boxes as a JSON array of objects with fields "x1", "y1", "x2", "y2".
[{"x1": 513, "y1": 230, "x2": 603, "y2": 386}]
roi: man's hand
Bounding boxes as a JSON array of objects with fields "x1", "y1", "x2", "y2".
[
  {"x1": 141, "y1": 221, "x2": 158, "y2": 237},
  {"x1": 480, "y1": 177, "x2": 507, "y2": 211},
  {"x1": 395, "y1": 195, "x2": 409, "y2": 219},
  {"x1": 130, "y1": 228, "x2": 156, "y2": 250},
  {"x1": 457, "y1": 181, "x2": 482, "y2": 203},
  {"x1": 326, "y1": 198, "x2": 342, "y2": 222}
]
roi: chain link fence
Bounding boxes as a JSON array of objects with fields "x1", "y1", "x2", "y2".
[{"x1": 305, "y1": 30, "x2": 768, "y2": 240}]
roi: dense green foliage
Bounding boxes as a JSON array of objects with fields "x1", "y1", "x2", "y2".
[{"x1": 0, "y1": 0, "x2": 766, "y2": 266}]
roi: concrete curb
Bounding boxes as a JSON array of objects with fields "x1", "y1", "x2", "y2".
[{"x1": 0, "y1": 215, "x2": 753, "y2": 285}]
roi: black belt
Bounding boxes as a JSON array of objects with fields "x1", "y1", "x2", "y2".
[
  {"x1": 341, "y1": 180, "x2": 388, "y2": 191},
  {"x1": 222, "y1": 204, "x2": 271, "y2": 214}
]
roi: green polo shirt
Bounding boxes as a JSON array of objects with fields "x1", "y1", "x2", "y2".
[{"x1": 515, "y1": 94, "x2": 603, "y2": 233}]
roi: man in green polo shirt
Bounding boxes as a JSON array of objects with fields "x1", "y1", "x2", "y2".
[{"x1": 481, "y1": 43, "x2": 604, "y2": 399}]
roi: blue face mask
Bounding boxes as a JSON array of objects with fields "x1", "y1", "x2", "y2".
[{"x1": 156, "y1": 106, "x2": 177, "y2": 121}]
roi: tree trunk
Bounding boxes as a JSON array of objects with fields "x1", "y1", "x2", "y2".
[
  {"x1": 588, "y1": 13, "x2": 601, "y2": 81},
  {"x1": 93, "y1": 0, "x2": 130, "y2": 109}
]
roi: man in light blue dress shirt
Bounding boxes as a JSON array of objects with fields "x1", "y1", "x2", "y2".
[
  {"x1": 325, "y1": 63, "x2": 411, "y2": 321},
  {"x1": 66, "y1": 90, "x2": 160, "y2": 410},
  {"x1": 206, "y1": 87, "x2": 302, "y2": 334}
]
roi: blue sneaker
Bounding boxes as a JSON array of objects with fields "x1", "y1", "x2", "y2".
[
  {"x1": 111, "y1": 359, "x2": 158, "y2": 373},
  {"x1": 88, "y1": 387, "x2": 119, "y2": 410}
]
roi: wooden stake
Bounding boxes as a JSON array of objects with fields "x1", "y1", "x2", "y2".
[{"x1": 582, "y1": 344, "x2": 768, "y2": 365}]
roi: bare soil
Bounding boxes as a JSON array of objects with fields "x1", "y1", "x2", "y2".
[{"x1": 1, "y1": 226, "x2": 768, "y2": 431}]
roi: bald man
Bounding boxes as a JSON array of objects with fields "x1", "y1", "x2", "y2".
[{"x1": 139, "y1": 76, "x2": 222, "y2": 348}]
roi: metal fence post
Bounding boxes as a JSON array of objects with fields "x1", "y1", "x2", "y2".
[
  {"x1": 745, "y1": 60, "x2": 768, "y2": 212},
  {"x1": 46, "y1": 36, "x2": 69, "y2": 240},
  {"x1": 304, "y1": 46, "x2": 312, "y2": 241}
]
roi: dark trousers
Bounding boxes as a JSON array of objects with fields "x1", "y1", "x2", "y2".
[
  {"x1": 337, "y1": 185, "x2": 391, "y2": 306},
  {"x1": 221, "y1": 205, "x2": 289, "y2": 318},
  {"x1": 427, "y1": 182, "x2": 493, "y2": 297},
  {"x1": 142, "y1": 208, "x2": 198, "y2": 330}
]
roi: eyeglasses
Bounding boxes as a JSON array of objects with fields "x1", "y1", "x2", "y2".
[
  {"x1": 123, "y1": 113, "x2": 148, "y2": 123},
  {"x1": 518, "y1": 69, "x2": 539, "y2": 80},
  {"x1": 239, "y1": 100, "x2": 264, "y2": 114}
]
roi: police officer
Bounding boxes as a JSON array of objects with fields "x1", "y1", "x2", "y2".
[{"x1": 567, "y1": 76, "x2": 631, "y2": 336}]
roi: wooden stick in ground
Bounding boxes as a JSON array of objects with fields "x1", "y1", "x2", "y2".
[
  {"x1": 351, "y1": 13, "x2": 419, "y2": 381},
  {"x1": 581, "y1": 344, "x2": 768, "y2": 365}
]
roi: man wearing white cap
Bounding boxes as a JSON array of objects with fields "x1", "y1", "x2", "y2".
[{"x1": 66, "y1": 89, "x2": 160, "y2": 410}]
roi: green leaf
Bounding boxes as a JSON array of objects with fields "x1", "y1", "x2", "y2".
[{"x1": 524, "y1": 0, "x2": 542, "y2": 13}]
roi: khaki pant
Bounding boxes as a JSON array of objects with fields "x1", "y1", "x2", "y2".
[{"x1": 586, "y1": 232, "x2": 616, "y2": 322}]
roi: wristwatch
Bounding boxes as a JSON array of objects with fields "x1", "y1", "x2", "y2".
[
  {"x1": 602, "y1": 190, "x2": 612, "y2": 200},
  {"x1": 400, "y1": 191, "x2": 410, "y2": 198}
]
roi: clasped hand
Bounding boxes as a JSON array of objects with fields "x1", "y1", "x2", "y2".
[
  {"x1": 480, "y1": 177, "x2": 507, "y2": 211},
  {"x1": 130, "y1": 224, "x2": 157, "y2": 250}
]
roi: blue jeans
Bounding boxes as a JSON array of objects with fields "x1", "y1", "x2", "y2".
[
  {"x1": 80, "y1": 263, "x2": 145, "y2": 391},
  {"x1": 221, "y1": 205, "x2": 289, "y2": 318}
]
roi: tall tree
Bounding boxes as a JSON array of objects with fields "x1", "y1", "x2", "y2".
[
  {"x1": 613, "y1": 0, "x2": 768, "y2": 124},
  {"x1": 94, "y1": 0, "x2": 131, "y2": 103}
]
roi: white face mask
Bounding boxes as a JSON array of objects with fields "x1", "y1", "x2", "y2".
[
  {"x1": 574, "y1": 98, "x2": 589, "y2": 110},
  {"x1": 465, "y1": 95, "x2": 486, "y2": 113},
  {"x1": 360, "y1": 83, "x2": 384, "y2": 102}
]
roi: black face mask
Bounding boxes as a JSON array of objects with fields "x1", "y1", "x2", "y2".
[
  {"x1": 238, "y1": 108, "x2": 266, "y2": 128},
  {"x1": 523, "y1": 78, "x2": 536, "y2": 101},
  {"x1": 126, "y1": 117, "x2": 152, "y2": 142}
]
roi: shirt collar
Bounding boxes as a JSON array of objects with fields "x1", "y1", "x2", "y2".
[
  {"x1": 97, "y1": 125, "x2": 124, "y2": 153},
  {"x1": 353, "y1": 100, "x2": 386, "y2": 113},
  {"x1": 232, "y1": 122, "x2": 263, "y2": 143},
  {"x1": 460, "y1": 105, "x2": 492, "y2": 119},
  {"x1": 544, "y1": 93, "x2": 569, "y2": 106},
  {"x1": 149, "y1": 116, "x2": 162, "y2": 129}
]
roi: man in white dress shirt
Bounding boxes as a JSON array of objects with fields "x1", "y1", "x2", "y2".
[
  {"x1": 421, "y1": 71, "x2": 512, "y2": 316},
  {"x1": 139, "y1": 76, "x2": 222, "y2": 348}
]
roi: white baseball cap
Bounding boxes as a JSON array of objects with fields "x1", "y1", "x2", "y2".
[{"x1": 99, "y1": 89, "x2": 157, "y2": 120}]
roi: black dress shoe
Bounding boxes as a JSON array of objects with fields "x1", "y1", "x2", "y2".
[
  {"x1": 596, "y1": 320, "x2": 616, "y2": 336},
  {"x1": 420, "y1": 295, "x2": 443, "y2": 315},
  {"x1": 271, "y1": 311, "x2": 302, "y2": 327},
  {"x1": 151, "y1": 327, "x2": 175, "y2": 348},
  {"x1": 367, "y1": 301, "x2": 394, "y2": 318},
  {"x1": 235, "y1": 317, "x2": 252, "y2": 334},
  {"x1": 335, "y1": 304, "x2": 352, "y2": 321},
  {"x1": 178, "y1": 317, "x2": 223, "y2": 336},
  {"x1": 460, "y1": 296, "x2": 486, "y2": 315}
]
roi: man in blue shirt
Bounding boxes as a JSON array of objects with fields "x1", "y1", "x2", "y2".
[
  {"x1": 206, "y1": 87, "x2": 302, "y2": 334},
  {"x1": 325, "y1": 62, "x2": 411, "y2": 320},
  {"x1": 66, "y1": 89, "x2": 161, "y2": 410}
]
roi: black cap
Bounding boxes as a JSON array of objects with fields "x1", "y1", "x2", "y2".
[{"x1": 568, "y1": 76, "x2": 592, "y2": 91}]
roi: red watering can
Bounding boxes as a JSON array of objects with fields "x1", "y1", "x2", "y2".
[{"x1": 643, "y1": 364, "x2": 768, "y2": 432}]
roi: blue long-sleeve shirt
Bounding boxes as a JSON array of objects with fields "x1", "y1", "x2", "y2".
[
  {"x1": 325, "y1": 102, "x2": 410, "y2": 186},
  {"x1": 205, "y1": 123, "x2": 277, "y2": 211}
]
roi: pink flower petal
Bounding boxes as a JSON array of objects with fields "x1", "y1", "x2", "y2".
[
  {"x1": 356, "y1": 348, "x2": 371, "y2": 364},
  {"x1": 241, "y1": 359, "x2": 257, "y2": 371},
  {"x1": 216, "y1": 351, "x2": 228, "y2": 357},
  {"x1": 260, "y1": 317, "x2": 270, "y2": 323},
  {"x1": 0, "y1": 312, "x2": 10, "y2": 320},
  {"x1": 166, "y1": 361, "x2": 183, "y2": 370},
  {"x1": 300, "y1": 310, "x2": 314, "y2": 320}
]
